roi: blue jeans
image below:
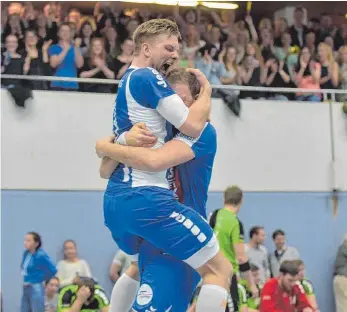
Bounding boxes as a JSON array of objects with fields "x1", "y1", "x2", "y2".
[
  {"x1": 21, "y1": 283, "x2": 44, "y2": 312},
  {"x1": 296, "y1": 95, "x2": 321, "y2": 102}
]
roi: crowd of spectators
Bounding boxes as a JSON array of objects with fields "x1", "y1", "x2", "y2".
[{"x1": 1, "y1": 2, "x2": 347, "y2": 102}]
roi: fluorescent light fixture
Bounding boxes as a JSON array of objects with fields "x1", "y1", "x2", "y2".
[
  {"x1": 156, "y1": 0, "x2": 198, "y2": 6},
  {"x1": 202, "y1": 2, "x2": 238, "y2": 9}
]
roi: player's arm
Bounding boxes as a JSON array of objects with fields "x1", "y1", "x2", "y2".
[
  {"x1": 294, "y1": 283, "x2": 314, "y2": 311},
  {"x1": 57, "y1": 287, "x2": 83, "y2": 312},
  {"x1": 302, "y1": 280, "x2": 319, "y2": 311},
  {"x1": 232, "y1": 221, "x2": 257, "y2": 297},
  {"x1": 95, "y1": 288, "x2": 110, "y2": 312}
]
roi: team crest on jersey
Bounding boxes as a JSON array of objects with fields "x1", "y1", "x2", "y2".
[{"x1": 136, "y1": 284, "x2": 153, "y2": 306}]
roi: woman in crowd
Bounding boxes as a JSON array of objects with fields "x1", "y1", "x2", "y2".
[
  {"x1": 57, "y1": 240, "x2": 92, "y2": 288},
  {"x1": 2, "y1": 13, "x2": 25, "y2": 50},
  {"x1": 21, "y1": 232, "x2": 57, "y2": 312},
  {"x1": 105, "y1": 25, "x2": 119, "y2": 58},
  {"x1": 113, "y1": 37, "x2": 134, "y2": 80},
  {"x1": 79, "y1": 21, "x2": 95, "y2": 57},
  {"x1": 181, "y1": 24, "x2": 206, "y2": 65},
  {"x1": 305, "y1": 30, "x2": 317, "y2": 60},
  {"x1": 34, "y1": 11, "x2": 58, "y2": 48},
  {"x1": 274, "y1": 17, "x2": 288, "y2": 46},
  {"x1": 293, "y1": 47, "x2": 321, "y2": 102},
  {"x1": 337, "y1": 45, "x2": 347, "y2": 102},
  {"x1": 23, "y1": 30, "x2": 52, "y2": 90},
  {"x1": 318, "y1": 42, "x2": 339, "y2": 99},
  {"x1": 219, "y1": 45, "x2": 239, "y2": 85},
  {"x1": 80, "y1": 37, "x2": 115, "y2": 93}
]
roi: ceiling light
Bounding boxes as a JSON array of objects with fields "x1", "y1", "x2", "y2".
[{"x1": 201, "y1": 2, "x2": 239, "y2": 9}]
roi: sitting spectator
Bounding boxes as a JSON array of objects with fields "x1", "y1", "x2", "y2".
[
  {"x1": 79, "y1": 21, "x2": 94, "y2": 57},
  {"x1": 48, "y1": 22, "x2": 84, "y2": 91},
  {"x1": 293, "y1": 47, "x2": 321, "y2": 102},
  {"x1": 23, "y1": 30, "x2": 52, "y2": 90},
  {"x1": 246, "y1": 226, "x2": 270, "y2": 284},
  {"x1": 333, "y1": 234, "x2": 347, "y2": 312},
  {"x1": 57, "y1": 240, "x2": 92, "y2": 288},
  {"x1": 262, "y1": 58, "x2": 292, "y2": 101},
  {"x1": 109, "y1": 250, "x2": 132, "y2": 283},
  {"x1": 80, "y1": 38, "x2": 115, "y2": 93},
  {"x1": 57, "y1": 276, "x2": 109, "y2": 312},
  {"x1": 294, "y1": 260, "x2": 320, "y2": 311},
  {"x1": 317, "y1": 42, "x2": 339, "y2": 98},
  {"x1": 218, "y1": 45, "x2": 239, "y2": 85},
  {"x1": 337, "y1": 45, "x2": 347, "y2": 102},
  {"x1": 21, "y1": 232, "x2": 57, "y2": 312},
  {"x1": 289, "y1": 7, "x2": 309, "y2": 48},
  {"x1": 269, "y1": 229, "x2": 300, "y2": 277},
  {"x1": 1, "y1": 34, "x2": 24, "y2": 87},
  {"x1": 113, "y1": 37, "x2": 134, "y2": 80},
  {"x1": 260, "y1": 260, "x2": 312, "y2": 312},
  {"x1": 238, "y1": 53, "x2": 265, "y2": 99},
  {"x1": 45, "y1": 276, "x2": 59, "y2": 312}
]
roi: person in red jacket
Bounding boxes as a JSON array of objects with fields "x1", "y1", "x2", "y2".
[{"x1": 260, "y1": 260, "x2": 313, "y2": 312}]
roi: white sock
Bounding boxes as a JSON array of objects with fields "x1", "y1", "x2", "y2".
[
  {"x1": 109, "y1": 273, "x2": 140, "y2": 312},
  {"x1": 195, "y1": 284, "x2": 228, "y2": 312}
]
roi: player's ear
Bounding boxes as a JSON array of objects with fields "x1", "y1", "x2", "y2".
[{"x1": 142, "y1": 42, "x2": 151, "y2": 58}]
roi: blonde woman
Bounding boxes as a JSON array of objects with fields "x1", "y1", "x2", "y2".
[
  {"x1": 318, "y1": 42, "x2": 339, "y2": 93},
  {"x1": 218, "y1": 45, "x2": 238, "y2": 85},
  {"x1": 337, "y1": 45, "x2": 347, "y2": 102}
]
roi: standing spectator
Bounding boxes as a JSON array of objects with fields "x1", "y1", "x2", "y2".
[
  {"x1": 113, "y1": 37, "x2": 134, "y2": 80},
  {"x1": 218, "y1": 45, "x2": 239, "y2": 85},
  {"x1": 246, "y1": 226, "x2": 271, "y2": 284},
  {"x1": 208, "y1": 24, "x2": 223, "y2": 56},
  {"x1": 269, "y1": 229, "x2": 301, "y2": 277},
  {"x1": 260, "y1": 261, "x2": 312, "y2": 312},
  {"x1": 337, "y1": 45, "x2": 347, "y2": 102},
  {"x1": 48, "y1": 22, "x2": 84, "y2": 91},
  {"x1": 57, "y1": 240, "x2": 92, "y2": 288},
  {"x1": 21, "y1": 232, "x2": 57, "y2": 312},
  {"x1": 34, "y1": 12, "x2": 58, "y2": 49},
  {"x1": 44, "y1": 276, "x2": 59, "y2": 312},
  {"x1": 289, "y1": 7, "x2": 309, "y2": 48},
  {"x1": 333, "y1": 234, "x2": 347, "y2": 312},
  {"x1": 23, "y1": 30, "x2": 52, "y2": 90},
  {"x1": 293, "y1": 260, "x2": 320, "y2": 311},
  {"x1": 80, "y1": 38, "x2": 115, "y2": 93},
  {"x1": 306, "y1": 30, "x2": 317, "y2": 60},
  {"x1": 293, "y1": 47, "x2": 321, "y2": 102},
  {"x1": 109, "y1": 250, "x2": 132, "y2": 283},
  {"x1": 181, "y1": 24, "x2": 205, "y2": 63},
  {"x1": 210, "y1": 186, "x2": 258, "y2": 311},
  {"x1": 1, "y1": 34, "x2": 24, "y2": 87},
  {"x1": 105, "y1": 26, "x2": 119, "y2": 58},
  {"x1": 274, "y1": 17, "x2": 289, "y2": 47},
  {"x1": 2, "y1": 13, "x2": 25, "y2": 51},
  {"x1": 317, "y1": 13, "x2": 336, "y2": 44},
  {"x1": 317, "y1": 42, "x2": 339, "y2": 95},
  {"x1": 79, "y1": 21, "x2": 94, "y2": 57}
]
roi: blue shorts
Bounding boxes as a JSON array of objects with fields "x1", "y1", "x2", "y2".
[
  {"x1": 103, "y1": 186, "x2": 218, "y2": 268},
  {"x1": 132, "y1": 241, "x2": 201, "y2": 312}
]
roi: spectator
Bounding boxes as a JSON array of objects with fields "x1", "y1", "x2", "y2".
[
  {"x1": 262, "y1": 58, "x2": 292, "y2": 101},
  {"x1": 308, "y1": 17, "x2": 320, "y2": 33},
  {"x1": 208, "y1": 24, "x2": 223, "y2": 56},
  {"x1": 48, "y1": 22, "x2": 84, "y2": 90},
  {"x1": 293, "y1": 260, "x2": 320, "y2": 311},
  {"x1": 246, "y1": 226, "x2": 270, "y2": 284},
  {"x1": 23, "y1": 30, "x2": 52, "y2": 90},
  {"x1": 44, "y1": 276, "x2": 59, "y2": 312},
  {"x1": 57, "y1": 240, "x2": 92, "y2": 288},
  {"x1": 79, "y1": 21, "x2": 94, "y2": 57},
  {"x1": 80, "y1": 37, "x2": 115, "y2": 93},
  {"x1": 20, "y1": 232, "x2": 57, "y2": 312},
  {"x1": 105, "y1": 26, "x2": 119, "y2": 58},
  {"x1": 259, "y1": 29, "x2": 275, "y2": 62},
  {"x1": 289, "y1": 7, "x2": 309, "y2": 48},
  {"x1": 1, "y1": 34, "x2": 24, "y2": 87},
  {"x1": 125, "y1": 19, "x2": 139, "y2": 39},
  {"x1": 173, "y1": 6, "x2": 200, "y2": 40},
  {"x1": 258, "y1": 18, "x2": 273, "y2": 33},
  {"x1": 306, "y1": 30, "x2": 317, "y2": 60},
  {"x1": 57, "y1": 276, "x2": 109, "y2": 312},
  {"x1": 181, "y1": 24, "x2": 206, "y2": 63},
  {"x1": 317, "y1": 42, "x2": 339, "y2": 94},
  {"x1": 324, "y1": 36, "x2": 339, "y2": 60},
  {"x1": 333, "y1": 234, "x2": 347, "y2": 312},
  {"x1": 274, "y1": 17, "x2": 289, "y2": 47},
  {"x1": 269, "y1": 229, "x2": 301, "y2": 277},
  {"x1": 68, "y1": 9, "x2": 82, "y2": 32},
  {"x1": 218, "y1": 45, "x2": 239, "y2": 85},
  {"x1": 293, "y1": 47, "x2": 321, "y2": 102},
  {"x1": 2, "y1": 13, "x2": 25, "y2": 51},
  {"x1": 34, "y1": 12, "x2": 58, "y2": 49},
  {"x1": 260, "y1": 260, "x2": 312, "y2": 312},
  {"x1": 109, "y1": 250, "x2": 132, "y2": 283},
  {"x1": 113, "y1": 37, "x2": 134, "y2": 80},
  {"x1": 337, "y1": 45, "x2": 347, "y2": 102},
  {"x1": 317, "y1": 12, "x2": 336, "y2": 44}
]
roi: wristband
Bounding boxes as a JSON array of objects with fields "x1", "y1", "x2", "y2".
[{"x1": 239, "y1": 261, "x2": 251, "y2": 272}]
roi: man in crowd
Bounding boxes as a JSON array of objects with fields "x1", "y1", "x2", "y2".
[
  {"x1": 57, "y1": 276, "x2": 109, "y2": 312},
  {"x1": 246, "y1": 226, "x2": 270, "y2": 284},
  {"x1": 269, "y1": 229, "x2": 300, "y2": 277},
  {"x1": 209, "y1": 186, "x2": 258, "y2": 311},
  {"x1": 294, "y1": 260, "x2": 320, "y2": 311},
  {"x1": 260, "y1": 260, "x2": 313, "y2": 312},
  {"x1": 333, "y1": 234, "x2": 347, "y2": 312}
]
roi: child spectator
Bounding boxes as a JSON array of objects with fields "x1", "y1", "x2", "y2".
[{"x1": 44, "y1": 276, "x2": 59, "y2": 312}]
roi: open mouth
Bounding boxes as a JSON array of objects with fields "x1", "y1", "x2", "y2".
[{"x1": 160, "y1": 61, "x2": 176, "y2": 77}]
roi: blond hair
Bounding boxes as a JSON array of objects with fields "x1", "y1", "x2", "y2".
[
  {"x1": 338, "y1": 45, "x2": 347, "y2": 65},
  {"x1": 132, "y1": 19, "x2": 181, "y2": 55},
  {"x1": 319, "y1": 42, "x2": 334, "y2": 64}
]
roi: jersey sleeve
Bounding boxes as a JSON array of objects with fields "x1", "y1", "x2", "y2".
[
  {"x1": 57, "y1": 288, "x2": 73, "y2": 312},
  {"x1": 129, "y1": 68, "x2": 175, "y2": 109},
  {"x1": 94, "y1": 287, "x2": 110, "y2": 308},
  {"x1": 238, "y1": 284, "x2": 248, "y2": 307},
  {"x1": 302, "y1": 279, "x2": 315, "y2": 295},
  {"x1": 173, "y1": 123, "x2": 216, "y2": 159},
  {"x1": 293, "y1": 283, "x2": 312, "y2": 310},
  {"x1": 230, "y1": 218, "x2": 245, "y2": 245}
]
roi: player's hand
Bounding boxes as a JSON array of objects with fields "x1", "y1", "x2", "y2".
[
  {"x1": 186, "y1": 68, "x2": 211, "y2": 96},
  {"x1": 250, "y1": 283, "x2": 259, "y2": 298},
  {"x1": 95, "y1": 135, "x2": 116, "y2": 158},
  {"x1": 76, "y1": 285, "x2": 91, "y2": 303},
  {"x1": 125, "y1": 122, "x2": 157, "y2": 148}
]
